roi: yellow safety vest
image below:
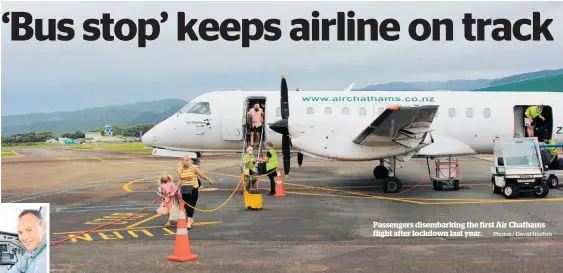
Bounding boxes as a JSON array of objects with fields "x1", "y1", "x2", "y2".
[
  {"x1": 546, "y1": 140, "x2": 557, "y2": 156},
  {"x1": 526, "y1": 106, "x2": 540, "y2": 119},
  {"x1": 266, "y1": 148, "x2": 279, "y2": 170}
]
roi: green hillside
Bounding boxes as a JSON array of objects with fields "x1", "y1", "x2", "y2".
[
  {"x1": 1, "y1": 99, "x2": 187, "y2": 136},
  {"x1": 356, "y1": 68, "x2": 563, "y2": 91}
]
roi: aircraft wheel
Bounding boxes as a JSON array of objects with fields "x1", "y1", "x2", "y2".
[
  {"x1": 383, "y1": 178, "x2": 402, "y2": 193},
  {"x1": 374, "y1": 165, "x2": 389, "y2": 179}
]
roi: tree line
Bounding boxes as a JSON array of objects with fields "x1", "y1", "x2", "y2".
[{"x1": 1, "y1": 124, "x2": 154, "y2": 145}]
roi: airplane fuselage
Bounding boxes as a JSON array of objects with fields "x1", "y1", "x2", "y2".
[{"x1": 142, "y1": 90, "x2": 563, "y2": 160}]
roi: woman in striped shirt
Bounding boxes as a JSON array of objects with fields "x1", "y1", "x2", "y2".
[{"x1": 177, "y1": 155, "x2": 214, "y2": 229}]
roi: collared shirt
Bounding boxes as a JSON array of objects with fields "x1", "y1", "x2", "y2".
[{"x1": 8, "y1": 237, "x2": 47, "y2": 273}]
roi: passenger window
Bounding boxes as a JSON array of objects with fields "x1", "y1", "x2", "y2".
[
  {"x1": 466, "y1": 108, "x2": 473, "y2": 118},
  {"x1": 448, "y1": 108, "x2": 456, "y2": 118},
  {"x1": 342, "y1": 107, "x2": 349, "y2": 115},
  {"x1": 276, "y1": 107, "x2": 281, "y2": 117},
  {"x1": 187, "y1": 102, "x2": 211, "y2": 115},
  {"x1": 359, "y1": 107, "x2": 366, "y2": 116},
  {"x1": 324, "y1": 107, "x2": 332, "y2": 114},
  {"x1": 306, "y1": 107, "x2": 314, "y2": 114},
  {"x1": 483, "y1": 108, "x2": 491, "y2": 118}
]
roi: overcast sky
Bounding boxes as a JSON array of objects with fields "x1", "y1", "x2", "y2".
[
  {"x1": 2, "y1": 1, "x2": 563, "y2": 115},
  {"x1": 0, "y1": 204, "x2": 47, "y2": 234}
]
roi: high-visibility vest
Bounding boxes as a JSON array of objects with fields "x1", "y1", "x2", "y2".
[
  {"x1": 547, "y1": 140, "x2": 557, "y2": 156},
  {"x1": 266, "y1": 148, "x2": 279, "y2": 170},
  {"x1": 526, "y1": 106, "x2": 541, "y2": 119}
]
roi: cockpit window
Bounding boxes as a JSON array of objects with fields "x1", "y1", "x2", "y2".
[
  {"x1": 178, "y1": 102, "x2": 196, "y2": 114},
  {"x1": 187, "y1": 102, "x2": 211, "y2": 115}
]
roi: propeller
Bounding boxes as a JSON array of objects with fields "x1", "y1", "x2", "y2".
[{"x1": 270, "y1": 75, "x2": 292, "y2": 176}]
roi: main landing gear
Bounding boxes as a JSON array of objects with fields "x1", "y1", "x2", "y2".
[{"x1": 373, "y1": 157, "x2": 403, "y2": 193}]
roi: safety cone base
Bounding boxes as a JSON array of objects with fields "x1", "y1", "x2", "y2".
[
  {"x1": 168, "y1": 254, "x2": 199, "y2": 262},
  {"x1": 168, "y1": 199, "x2": 198, "y2": 262}
]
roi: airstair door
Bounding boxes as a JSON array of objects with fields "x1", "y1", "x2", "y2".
[{"x1": 221, "y1": 99, "x2": 244, "y2": 141}]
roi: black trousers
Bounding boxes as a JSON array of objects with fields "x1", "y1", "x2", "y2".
[
  {"x1": 182, "y1": 187, "x2": 199, "y2": 218},
  {"x1": 548, "y1": 155, "x2": 560, "y2": 170},
  {"x1": 267, "y1": 168, "x2": 277, "y2": 193}
]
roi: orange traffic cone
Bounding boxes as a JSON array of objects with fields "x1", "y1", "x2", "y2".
[
  {"x1": 274, "y1": 167, "x2": 286, "y2": 197},
  {"x1": 167, "y1": 201, "x2": 199, "y2": 262}
]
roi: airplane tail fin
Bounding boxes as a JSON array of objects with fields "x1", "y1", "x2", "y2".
[{"x1": 344, "y1": 83, "x2": 356, "y2": 91}]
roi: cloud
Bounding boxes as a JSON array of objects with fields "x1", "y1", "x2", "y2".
[{"x1": 1, "y1": 1, "x2": 562, "y2": 114}]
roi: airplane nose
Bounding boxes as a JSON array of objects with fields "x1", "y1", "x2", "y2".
[{"x1": 142, "y1": 127, "x2": 156, "y2": 146}]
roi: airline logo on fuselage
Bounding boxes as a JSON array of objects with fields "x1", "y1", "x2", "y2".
[
  {"x1": 186, "y1": 121, "x2": 207, "y2": 125},
  {"x1": 301, "y1": 96, "x2": 435, "y2": 103}
]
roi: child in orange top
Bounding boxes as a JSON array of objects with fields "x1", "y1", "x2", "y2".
[{"x1": 156, "y1": 174, "x2": 178, "y2": 226}]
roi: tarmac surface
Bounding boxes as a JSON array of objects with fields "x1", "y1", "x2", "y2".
[{"x1": 3, "y1": 147, "x2": 563, "y2": 272}]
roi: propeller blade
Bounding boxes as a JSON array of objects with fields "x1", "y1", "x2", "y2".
[
  {"x1": 297, "y1": 152, "x2": 303, "y2": 167},
  {"x1": 282, "y1": 134, "x2": 291, "y2": 175},
  {"x1": 281, "y1": 75, "x2": 289, "y2": 119}
]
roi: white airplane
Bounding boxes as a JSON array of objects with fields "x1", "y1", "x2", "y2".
[{"x1": 141, "y1": 76, "x2": 563, "y2": 192}]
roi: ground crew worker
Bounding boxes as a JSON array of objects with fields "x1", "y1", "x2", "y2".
[
  {"x1": 524, "y1": 105, "x2": 545, "y2": 138},
  {"x1": 242, "y1": 146, "x2": 257, "y2": 192},
  {"x1": 260, "y1": 141, "x2": 279, "y2": 196},
  {"x1": 543, "y1": 137, "x2": 561, "y2": 170}
]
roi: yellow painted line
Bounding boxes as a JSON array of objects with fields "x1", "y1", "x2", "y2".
[
  {"x1": 284, "y1": 191, "x2": 424, "y2": 204},
  {"x1": 200, "y1": 170, "x2": 563, "y2": 205},
  {"x1": 122, "y1": 175, "x2": 160, "y2": 192},
  {"x1": 126, "y1": 214, "x2": 162, "y2": 228},
  {"x1": 286, "y1": 190, "x2": 426, "y2": 204},
  {"x1": 421, "y1": 198, "x2": 563, "y2": 205},
  {"x1": 48, "y1": 148, "x2": 113, "y2": 163},
  {"x1": 122, "y1": 162, "x2": 240, "y2": 193},
  {"x1": 6, "y1": 149, "x2": 21, "y2": 156},
  {"x1": 52, "y1": 221, "x2": 221, "y2": 235}
]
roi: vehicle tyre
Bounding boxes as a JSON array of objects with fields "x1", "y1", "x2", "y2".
[
  {"x1": 546, "y1": 175, "x2": 559, "y2": 189},
  {"x1": 432, "y1": 179, "x2": 438, "y2": 190},
  {"x1": 491, "y1": 176, "x2": 502, "y2": 194},
  {"x1": 453, "y1": 180, "x2": 460, "y2": 191},
  {"x1": 503, "y1": 184, "x2": 519, "y2": 199},
  {"x1": 435, "y1": 181, "x2": 443, "y2": 191},
  {"x1": 374, "y1": 165, "x2": 389, "y2": 179},
  {"x1": 533, "y1": 183, "x2": 549, "y2": 198}
]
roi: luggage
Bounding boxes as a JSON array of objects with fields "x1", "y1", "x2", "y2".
[{"x1": 243, "y1": 191, "x2": 263, "y2": 210}]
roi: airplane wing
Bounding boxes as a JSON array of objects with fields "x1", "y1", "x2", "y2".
[{"x1": 352, "y1": 105, "x2": 439, "y2": 147}]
